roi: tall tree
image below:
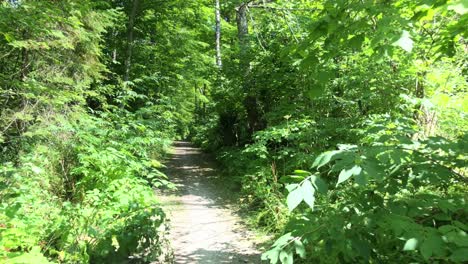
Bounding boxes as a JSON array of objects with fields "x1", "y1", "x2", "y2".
[
  {"x1": 236, "y1": 2, "x2": 249, "y2": 74},
  {"x1": 215, "y1": 0, "x2": 222, "y2": 68},
  {"x1": 236, "y1": 1, "x2": 263, "y2": 138},
  {"x1": 124, "y1": 0, "x2": 140, "y2": 82}
]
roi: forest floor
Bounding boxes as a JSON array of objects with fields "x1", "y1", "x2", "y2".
[{"x1": 157, "y1": 141, "x2": 263, "y2": 264}]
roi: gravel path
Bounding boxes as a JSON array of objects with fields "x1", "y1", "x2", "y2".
[{"x1": 158, "y1": 141, "x2": 262, "y2": 264}]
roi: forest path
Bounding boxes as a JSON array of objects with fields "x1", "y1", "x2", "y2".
[{"x1": 157, "y1": 141, "x2": 262, "y2": 264}]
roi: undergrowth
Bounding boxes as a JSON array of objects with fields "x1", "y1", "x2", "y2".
[{"x1": 1, "y1": 107, "x2": 174, "y2": 263}]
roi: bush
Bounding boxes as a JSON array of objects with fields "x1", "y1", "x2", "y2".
[
  {"x1": 263, "y1": 116, "x2": 468, "y2": 263},
  {"x1": 1, "y1": 107, "x2": 173, "y2": 263}
]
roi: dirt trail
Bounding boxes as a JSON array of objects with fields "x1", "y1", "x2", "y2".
[{"x1": 158, "y1": 141, "x2": 262, "y2": 264}]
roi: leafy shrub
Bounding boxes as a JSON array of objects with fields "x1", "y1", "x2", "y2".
[
  {"x1": 0, "y1": 107, "x2": 173, "y2": 263},
  {"x1": 263, "y1": 116, "x2": 467, "y2": 263}
]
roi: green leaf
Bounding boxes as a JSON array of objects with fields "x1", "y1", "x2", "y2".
[
  {"x1": 363, "y1": 160, "x2": 385, "y2": 182},
  {"x1": 261, "y1": 249, "x2": 280, "y2": 264},
  {"x1": 280, "y1": 175, "x2": 305, "y2": 183},
  {"x1": 310, "y1": 175, "x2": 328, "y2": 193},
  {"x1": 312, "y1": 150, "x2": 341, "y2": 168},
  {"x1": 3, "y1": 33, "x2": 15, "y2": 42},
  {"x1": 301, "y1": 55, "x2": 318, "y2": 68},
  {"x1": 337, "y1": 165, "x2": 362, "y2": 185},
  {"x1": 348, "y1": 34, "x2": 365, "y2": 50},
  {"x1": 150, "y1": 159, "x2": 164, "y2": 168},
  {"x1": 294, "y1": 239, "x2": 306, "y2": 259},
  {"x1": 317, "y1": 70, "x2": 334, "y2": 83},
  {"x1": 293, "y1": 170, "x2": 311, "y2": 176},
  {"x1": 354, "y1": 173, "x2": 368, "y2": 186},
  {"x1": 279, "y1": 250, "x2": 293, "y2": 264},
  {"x1": 351, "y1": 238, "x2": 371, "y2": 260},
  {"x1": 403, "y1": 238, "x2": 419, "y2": 251},
  {"x1": 273, "y1": 233, "x2": 293, "y2": 247},
  {"x1": 301, "y1": 180, "x2": 315, "y2": 209},
  {"x1": 420, "y1": 235, "x2": 444, "y2": 260},
  {"x1": 451, "y1": 231, "x2": 468, "y2": 247},
  {"x1": 5, "y1": 203, "x2": 21, "y2": 218},
  {"x1": 337, "y1": 170, "x2": 353, "y2": 185},
  {"x1": 453, "y1": 221, "x2": 468, "y2": 231},
  {"x1": 287, "y1": 187, "x2": 303, "y2": 212},
  {"x1": 308, "y1": 84, "x2": 326, "y2": 98},
  {"x1": 286, "y1": 184, "x2": 299, "y2": 192},
  {"x1": 393, "y1": 30, "x2": 413, "y2": 52},
  {"x1": 450, "y1": 248, "x2": 468, "y2": 262}
]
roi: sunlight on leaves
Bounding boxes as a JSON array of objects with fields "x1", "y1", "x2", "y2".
[{"x1": 393, "y1": 30, "x2": 414, "y2": 52}]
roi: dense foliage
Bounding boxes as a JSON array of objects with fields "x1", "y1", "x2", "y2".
[
  {"x1": 190, "y1": 0, "x2": 467, "y2": 263},
  {"x1": 1, "y1": 0, "x2": 467, "y2": 263},
  {"x1": 1, "y1": 109, "x2": 173, "y2": 263},
  {"x1": 0, "y1": 0, "x2": 211, "y2": 262}
]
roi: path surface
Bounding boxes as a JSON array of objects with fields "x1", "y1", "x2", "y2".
[{"x1": 158, "y1": 141, "x2": 262, "y2": 264}]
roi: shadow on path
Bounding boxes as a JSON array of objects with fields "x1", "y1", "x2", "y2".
[{"x1": 157, "y1": 141, "x2": 262, "y2": 264}]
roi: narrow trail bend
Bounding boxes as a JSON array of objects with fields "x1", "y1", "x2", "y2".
[{"x1": 158, "y1": 141, "x2": 262, "y2": 264}]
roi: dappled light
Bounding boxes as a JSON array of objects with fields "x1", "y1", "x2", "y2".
[{"x1": 157, "y1": 142, "x2": 261, "y2": 263}]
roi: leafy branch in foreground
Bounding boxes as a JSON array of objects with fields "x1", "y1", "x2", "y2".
[{"x1": 263, "y1": 117, "x2": 467, "y2": 263}]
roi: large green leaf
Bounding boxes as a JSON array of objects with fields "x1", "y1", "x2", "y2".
[
  {"x1": 312, "y1": 150, "x2": 341, "y2": 169},
  {"x1": 279, "y1": 250, "x2": 293, "y2": 264},
  {"x1": 420, "y1": 234, "x2": 445, "y2": 260},
  {"x1": 310, "y1": 175, "x2": 328, "y2": 194},
  {"x1": 301, "y1": 180, "x2": 315, "y2": 209},
  {"x1": 337, "y1": 165, "x2": 362, "y2": 185},
  {"x1": 450, "y1": 248, "x2": 468, "y2": 262},
  {"x1": 294, "y1": 239, "x2": 306, "y2": 259},
  {"x1": 261, "y1": 249, "x2": 280, "y2": 264},
  {"x1": 287, "y1": 187, "x2": 303, "y2": 212},
  {"x1": 403, "y1": 238, "x2": 419, "y2": 251}
]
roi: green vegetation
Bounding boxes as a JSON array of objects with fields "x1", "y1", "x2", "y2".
[
  {"x1": 0, "y1": 0, "x2": 204, "y2": 262},
  {"x1": 1, "y1": 0, "x2": 467, "y2": 263}
]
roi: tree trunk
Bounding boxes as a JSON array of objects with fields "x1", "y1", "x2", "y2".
[
  {"x1": 236, "y1": 3, "x2": 264, "y2": 137},
  {"x1": 202, "y1": 84, "x2": 207, "y2": 118},
  {"x1": 215, "y1": 0, "x2": 222, "y2": 68},
  {"x1": 236, "y1": 3, "x2": 249, "y2": 74},
  {"x1": 124, "y1": 0, "x2": 140, "y2": 82},
  {"x1": 220, "y1": 113, "x2": 237, "y2": 146},
  {"x1": 20, "y1": 48, "x2": 29, "y2": 81},
  {"x1": 415, "y1": 72, "x2": 437, "y2": 137}
]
